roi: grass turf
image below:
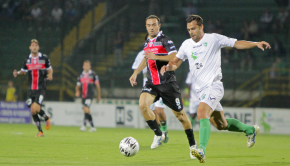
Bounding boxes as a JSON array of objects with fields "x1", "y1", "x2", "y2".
[{"x1": 0, "y1": 124, "x2": 289, "y2": 166}]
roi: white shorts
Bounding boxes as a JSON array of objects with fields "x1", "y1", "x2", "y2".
[
  {"x1": 149, "y1": 98, "x2": 166, "y2": 111},
  {"x1": 197, "y1": 81, "x2": 224, "y2": 112},
  {"x1": 189, "y1": 97, "x2": 199, "y2": 114}
]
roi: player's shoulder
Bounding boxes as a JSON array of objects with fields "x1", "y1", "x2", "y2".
[{"x1": 180, "y1": 38, "x2": 193, "y2": 47}]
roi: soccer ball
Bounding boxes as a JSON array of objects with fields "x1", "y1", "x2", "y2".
[{"x1": 119, "y1": 137, "x2": 139, "y2": 157}]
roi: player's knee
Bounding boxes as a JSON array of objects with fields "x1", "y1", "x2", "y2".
[
  {"x1": 197, "y1": 108, "x2": 207, "y2": 119},
  {"x1": 175, "y1": 114, "x2": 184, "y2": 122},
  {"x1": 139, "y1": 101, "x2": 149, "y2": 112}
]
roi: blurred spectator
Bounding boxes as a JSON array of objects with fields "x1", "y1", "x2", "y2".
[
  {"x1": 205, "y1": 19, "x2": 216, "y2": 33},
  {"x1": 275, "y1": 0, "x2": 289, "y2": 7},
  {"x1": 149, "y1": 0, "x2": 160, "y2": 16},
  {"x1": 241, "y1": 50, "x2": 254, "y2": 71},
  {"x1": 231, "y1": 49, "x2": 240, "y2": 70},
  {"x1": 30, "y1": 6, "x2": 42, "y2": 31},
  {"x1": 65, "y1": 2, "x2": 77, "y2": 22},
  {"x1": 114, "y1": 31, "x2": 124, "y2": 66},
  {"x1": 240, "y1": 20, "x2": 249, "y2": 40},
  {"x1": 183, "y1": 2, "x2": 197, "y2": 18},
  {"x1": 5, "y1": 81, "x2": 17, "y2": 102},
  {"x1": 276, "y1": 7, "x2": 288, "y2": 32},
  {"x1": 248, "y1": 20, "x2": 259, "y2": 38},
  {"x1": 51, "y1": 5, "x2": 63, "y2": 30},
  {"x1": 260, "y1": 8, "x2": 273, "y2": 32},
  {"x1": 269, "y1": 36, "x2": 286, "y2": 57},
  {"x1": 80, "y1": 0, "x2": 92, "y2": 15},
  {"x1": 41, "y1": 6, "x2": 49, "y2": 30},
  {"x1": 270, "y1": 57, "x2": 286, "y2": 78},
  {"x1": 221, "y1": 49, "x2": 230, "y2": 64},
  {"x1": 215, "y1": 20, "x2": 224, "y2": 34}
]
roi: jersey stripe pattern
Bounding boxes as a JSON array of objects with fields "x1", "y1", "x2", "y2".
[
  {"x1": 143, "y1": 31, "x2": 177, "y2": 85},
  {"x1": 21, "y1": 52, "x2": 52, "y2": 90},
  {"x1": 77, "y1": 70, "x2": 99, "y2": 98}
]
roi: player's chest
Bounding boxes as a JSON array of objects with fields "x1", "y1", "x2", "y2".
[
  {"x1": 26, "y1": 58, "x2": 46, "y2": 70},
  {"x1": 80, "y1": 74, "x2": 94, "y2": 83},
  {"x1": 186, "y1": 42, "x2": 209, "y2": 61},
  {"x1": 144, "y1": 39, "x2": 166, "y2": 54}
]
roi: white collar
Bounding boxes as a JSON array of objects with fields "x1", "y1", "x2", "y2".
[
  {"x1": 147, "y1": 31, "x2": 163, "y2": 40},
  {"x1": 82, "y1": 70, "x2": 92, "y2": 74},
  {"x1": 29, "y1": 52, "x2": 42, "y2": 58}
]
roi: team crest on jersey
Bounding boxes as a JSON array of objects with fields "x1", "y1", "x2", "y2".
[
  {"x1": 33, "y1": 59, "x2": 37, "y2": 64},
  {"x1": 203, "y1": 42, "x2": 208, "y2": 47},
  {"x1": 195, "y1": 63, "x2": 203, "y2": 69},
  {"x1": 149, "y1": 41, "x2": 154, "y2": 47}
]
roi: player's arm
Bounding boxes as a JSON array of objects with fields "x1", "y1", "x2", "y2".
[
  {"x1": 144, "y1": 50, "x2": 177, "y2": 61},
  {"x1": 160, "y1": 57, "x2": 183, "y2": 76},
  {"x1": 75, "y1": 84, "x2": 81, "y2": 97},
  {"x1": 129, "y1": 58, "x2": 146, "y2": 87},
  {"x1": 95, "y1": 80, "x2": 101, "y2": 102},
  {"x1": 234, "y1": 41, "x2": 271, "y2": 51},
  {"x1": 47, "y1": 68, "x2": 53, "y2": 81},
  {"x1": 13, "y1": 70, "x2": 26, "y2": 77}
]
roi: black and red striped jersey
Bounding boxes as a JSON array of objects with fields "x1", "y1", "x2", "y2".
[
  {"x1": 21, "y1": 52, "x2": 52, "y2": 90},
  {"x1": 76, "y1": 70, "x2": 99, "y2": 98},
  {"x1": 143, "y1": 31, "x2": 177, "y2": 85}
]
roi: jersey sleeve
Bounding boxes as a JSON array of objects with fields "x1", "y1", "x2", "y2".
[
  {"x1": 213, "y1": 33, "x2": 237, "y2": 48},
  {"x1": 45, "y1": 56, "x2": 52, "y2": 70},
  {"x1": 76, "y1": 76, "x2": 81, "y2": 85},
  {"x1": 132, "y1": 50, "x2": 145, "y2": 70},
  {"x1": 185, "y1": 72, "x2": 192, "y2": 84},
  {"x1": 21, "y1": 58, "x2": 28, "y2": 72},
  {"x1": 162, "y1": 36, "x2": 177, "y2": 55},
  {"x1": 176, "y1": 41, "x2": 188, "y2": 61}
]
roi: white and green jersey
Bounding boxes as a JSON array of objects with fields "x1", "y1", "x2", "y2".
[{"x1": 176, "y1": 33, "x2": 237, "y2": 90}]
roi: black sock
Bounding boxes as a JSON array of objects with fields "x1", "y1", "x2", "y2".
[
  {"x1": 185, "y1": 129, "x2": 196, "y2": 146},
  {"x1": 38, "y1": 109, "x2": 49, "y2": 121},
  {"x1": 32, "y1": 114, "x2": 43, "y2": 132},
  {"x1": 160, "y1": 121, "x2": 166, "y2": 126},
  {"x1": 84, "y1": 113, "x2": 89, "y2": 126},
  {"x1": 87, "y1": 114, "x2": 94, "y2": 127},
  {"x1": 146, "y1": 119, "x2": 162, "y2": 136}
]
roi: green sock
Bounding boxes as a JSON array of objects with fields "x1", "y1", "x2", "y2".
[
  {"x1": 160, "y1": 121, "x2": 167, "y2": 132},
  {"x1": 190, "y1": 117, "x2": 196, "y2": 127},
  {"x1": 226, "y1": 118, "x2": 255, "y2": 135},
  {"x1": 199, "y1": 118, "x2": 211, "y2": 154}
]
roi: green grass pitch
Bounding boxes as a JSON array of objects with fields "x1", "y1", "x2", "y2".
[{"x1": 0, "y1": 124, "x2": 289, "y2": 166}]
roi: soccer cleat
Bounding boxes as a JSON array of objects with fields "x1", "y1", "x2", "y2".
[
  {"x1": 247, "y1": 125, "x2": 260, "y2": 148},
  {"x1": 80, "y1": 125, "x2": 86, "y2": 131},
  {"x1": 189, "y1": 145, "x2": 197, "y2": 159},
  {"x1": 89, "y1": 127, "x2": 97, "y2": 132},
  {"x1": 35, "y1": 131, "x2": 44, "y2": 137},
  {"x1": 162, "y1": 131, "x2": 169, "y2": 143},
  {"x1": 45, "y1": 118, "x2": 51, "y2": 130},
  {"x1": 151, "y1": 134, "x2": 165, "y2": 149},
  {"x1": 191, "y1": 148, "x2": 206, "y2": 163}
]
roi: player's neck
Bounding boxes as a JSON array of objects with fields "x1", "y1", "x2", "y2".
[
  {"x1": 194, "y1": 32, "x2": 205, "y2": 43},
  {"x1": 31, "y1": 52, "x2": 38, "y2": 57},
  {"x1": 149, "y1": 34, "x2": 157, "y2": 40}
]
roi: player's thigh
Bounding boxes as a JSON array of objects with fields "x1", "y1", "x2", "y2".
[
  {"x1": 160, "y1": 82, "x2": 183, "y2": 112},
  {"x1": 82, "y1": 98, "x2": 92, "y2": 108},
  {"x1": 139, "y1": 92, "x2": 156, "y2": 109},
  {"x1": 210, "y1": 110, "x2": 228, "y2": 130}
]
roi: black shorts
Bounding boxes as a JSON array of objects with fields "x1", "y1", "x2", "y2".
[
  {"x1": 141, "y1": 82, "x2": 183, "y2": 112},
  {"x1": 82, "y1": 98, "x2": 93, "y2": 108},
  {"x1": 26, "y1": 90, "x2": 46, "y2": 107}
]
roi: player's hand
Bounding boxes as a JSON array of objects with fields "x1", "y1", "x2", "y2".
[
  {"x1": 144, "y1": 50, "x2": 157, "y2": 60},
  {"x1": 129, "y1": 73, "x2": 137, "y2": 87},
  {"x1": 47, "y1": 74, "x2": 53, "y2": 81},
  {"x1": 160, "y1": 61, "x2": 173, "y2": 76},
  {"x1": 13, "y1": 70, "x2": 18, "y2": 77},
  {"x1": 75, "y1": 91, "x2": 80, "y2": 97},
  {"x1": 256, "y1": 41, "x2": 271, "y2": 51}
]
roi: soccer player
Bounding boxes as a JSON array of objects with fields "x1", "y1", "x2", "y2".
[
  {"x1": 129, "y1": 15, "x2": 196, "y2": 159},
  {"x1": 132, "y1": 49, "x2": 169, "y2": 144},
  {"x1": 160, "y1": 15, "x2": 271, "y2": 163},
  {"x1": 75, "y1": 60, "x2": 101, "y2": 132},
  {"x1": 13, "y1": 39, "x2": 52, "y2": 137},
  {"x1": 185, "y1": 72, "x2": 199, "y2": 127}
]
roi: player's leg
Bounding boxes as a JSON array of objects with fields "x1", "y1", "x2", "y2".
[
  {"x1": 35, "y1": 91, "x2": 50, "y2": 130},
  {"x1": 210, "y1": 107, "x2": 259, "y2": 148},
  {"x1": 30, "y1": 102, "x2": 44, "y2": 137},
  {"x1": 83, "y1": 99, "x2": 96, "y2": 132},
  {"x1": 154, "y1": 98, "x2": 169, "y2": 143},
  {"x1": 139, "y1": 92, "x2": 164, "y2": 149},
  {"x1": 150, "y1": 104, "x2": 160, "y2": 126}
]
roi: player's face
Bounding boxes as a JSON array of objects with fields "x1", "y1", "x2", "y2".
[
  {"x1": 83, "y1": 62, "x2": 91, "y2": 72},
  {"x1": 187, "y1": 21, "x2": 204, "y2": 42},
  {"x1": 146, "y1": 19, "x2": 161, "y2": 38},
  {"x1": 29, "y1": 42, "x2": 39, "y2": 54}
]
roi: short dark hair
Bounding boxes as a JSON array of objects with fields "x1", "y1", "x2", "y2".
[
  {"x1": 84, "y1": 60, "x2": 91, "y2": 64},
  {"x1": 146, "y1": 15, "x2": 160, "y2": 24},
  {"x1": 186, "y1": 15, "x2": 203, "y2": 26}
]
